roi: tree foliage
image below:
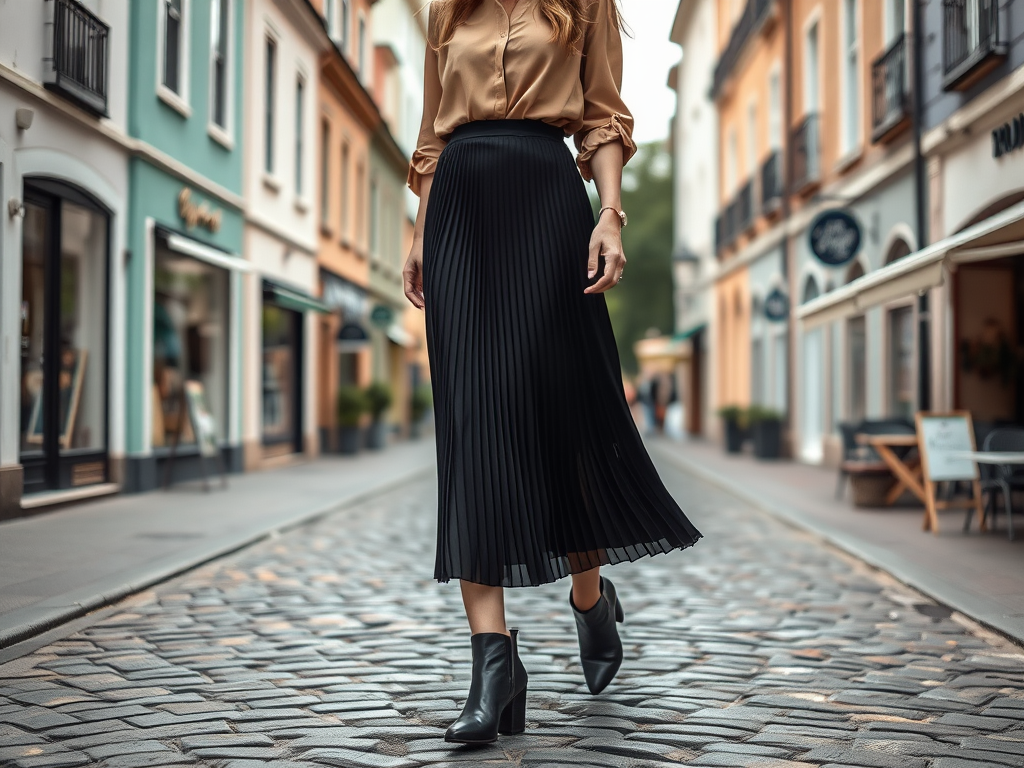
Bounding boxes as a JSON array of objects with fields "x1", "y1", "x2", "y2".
[{"x1": 590, "y1": 141, "x2": 675, "y2": 375}]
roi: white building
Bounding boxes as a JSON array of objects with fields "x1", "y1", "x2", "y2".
[
  {"x1": 241, "y1": 0, "x2": 331, "y2": 466},
  {"x1": 669, "y1": 0, "x2": 718, "y2": 437},
  {"x1": 0, "y1": 0, "x2": 130, "y2": 517}
]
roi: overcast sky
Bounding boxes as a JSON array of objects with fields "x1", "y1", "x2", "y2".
[{"x1": 618, "y1": 0, "x2": 681, "y2": 144}]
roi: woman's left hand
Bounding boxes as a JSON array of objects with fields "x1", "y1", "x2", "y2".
[{"x1": 584, "y1": 211, "x2": 625, "y2": 294}]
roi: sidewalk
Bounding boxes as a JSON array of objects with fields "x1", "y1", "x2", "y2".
[
  {"x1": 649, "y1": 436, "x2": 1024, "y2": 645},
  {"x1": 0, "y1": 439, "x2": 436, "y2": 649}
]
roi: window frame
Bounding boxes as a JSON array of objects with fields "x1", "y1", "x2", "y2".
[
  {"x1": 208, "y1": 0, "x2": 235, "y2": 147},
  {"x1": 156, "y1": 0, "x2": 192, "y2": 117},
  {"x1": 840, "y1": 0, "x2": 861, "y2": 157},
  {"x1": 320, "y1": 118, "x2": 331, "y2": 229},
  {"x1": 295, "y1": 73, "x2": 306, "y2": 199},
  {"x1": 339, "y1": 140, "x2": 351, "y2": 245},
  {"x1": 264, "y1": 33, "x2": 277, "y2": 178}
]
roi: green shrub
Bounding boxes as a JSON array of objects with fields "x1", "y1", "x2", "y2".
[
  {"x1": 411, "y1": 383, "x2": 433, "y2": 422},
  {"x1": 747, "y1": 405, "x2": 785, "y2": 424},
  {"x1": 717, "y1": 404, "x2": 746, "y2": 427},
  {"x1": 337, "y1": 385, "x2": 368, "y2": 427},
  {"x1": 364, "y1": 381, "x2": 393, "y2": 421}
]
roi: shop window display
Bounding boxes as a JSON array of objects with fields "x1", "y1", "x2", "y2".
[{"x1": 153, "y1": 249, "x2": 229, "y2": 449}]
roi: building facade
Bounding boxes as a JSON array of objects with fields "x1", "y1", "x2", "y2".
[
  {"x1": 124, "y1": 0, "x2": 247, "y2": 491},
  {"x1": 242, "y1": 0, "x2": 331, "y2": 467},
  {"x1": 668, "y1": 0, "x2": 719, "y2": 438},
  {"x1": 1, "y1": 0, "x2": 131, "y2": 516}
]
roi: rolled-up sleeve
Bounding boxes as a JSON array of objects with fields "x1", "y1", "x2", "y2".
[
  {"x1": 573, "y1": 0, "x2": 637, "y2": 183},
  {"x1": 407, "y1": 10, "x2": 446, "y2": 197}
]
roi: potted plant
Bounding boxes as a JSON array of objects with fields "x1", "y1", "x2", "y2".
[
  {"x1": 409, "y1": 383, "x2": 433, "y2": 439},
  {"x1": 717, "y1": 405, "x2": 747, "y2": 454},
  {"x1": 336, "y1": 385, "x2": 367, "y2": 455},
  {"x1": 748, "y1": 406, "x2": 784, "y2": 460},
  {"x1": 364, "y1": 381, "x2": 393, "y2": 450}
]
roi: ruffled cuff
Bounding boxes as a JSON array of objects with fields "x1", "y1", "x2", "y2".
[
  {"x1": 574, "y1": 113, "x2": 638, "y2": 183},
  {"x1": 406, "y1": 150, "x2": 438, "y2": 198}
]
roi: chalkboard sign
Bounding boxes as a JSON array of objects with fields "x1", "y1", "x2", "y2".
[
  {"x1": 914, "y1": 411, "x2": 983, "y2": 534},
  {"x1": 184, "y1": 380, "x2": 219, "y2": 458}
]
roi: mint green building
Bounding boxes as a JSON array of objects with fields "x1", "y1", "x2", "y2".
[{"x1": 125, "y1": 0, "x2": 247, "y2": 491}]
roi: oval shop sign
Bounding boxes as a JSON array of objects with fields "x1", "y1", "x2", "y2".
[
  {"x1": 764, "y1": 287, "x2": 790, "y2": 322},
  {"x1": 809, "y1": 209, "x2": 862, "y2": 267}
]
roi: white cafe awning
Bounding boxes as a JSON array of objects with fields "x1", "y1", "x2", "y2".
[{"x1": 798, "y1": 201, "x2": 1024, "y2": 328}]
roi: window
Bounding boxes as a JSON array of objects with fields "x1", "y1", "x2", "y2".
[
  {"x1": 369, "y1": 173, "x2": 379, "y2": 256},
  {"x1": 320, "y1": 120, "x2": 330, "y2": 226},
  {"x1": 805, "y1": 21, "x2": 820, "y2": 115},
  {"x1": 768, "y1": 70, "x2": 782, "y2": 150},
  {"x1": 886, "y1": 0, "x2": 906, "y2": 44},
  {"x1": 726, "y1": 127, "x2": 738, "y2": 194},
  {"x1": 163, "y1": 0, "x2": 184, "y2": 94},
  {"x1": 340, "y1": 142, "x2": 350, "y2": 241},
  {"x1": 358, "y1": 15, "x2": 366, "y2": 74},
  {"x1": 751, "y1": 337, "x2": 765, "y2": 405},
  {"x1": 210, "y1": 0, "x2": 230, "y2": 130},
  {"x1": 153, "y1": 249, "x2": 229, "y2": 450},
  {"x1": 841, "y1": 0, "x2": 860, "y2": 155},
  {"x1": 261, "y1": 302, "x2": 302, "y2": 450},
  {"x1": 295, "y1": 77, "x2": 305, "y2": 195},
  {"x1": 325, "y1": 0, "x2": 335, "y2": 37},
  {"x1": 745, "y1": 101, "x2": 757, "y2": 178},
  {"x1": 264, "y1": 38, "x2": 276, "y2": 174},
  {"x1": 341, "y1": 0, "x2": 351, "y2": 51},
  {"x1": 355, "y1": 161, "x2": 365, "y2": 247},
  {"x1": 888, "y1": 306, "x2": 915, "y2": 418},
  {"x1": 847, "y1": 315, "x2": 867, "y2": 422}
]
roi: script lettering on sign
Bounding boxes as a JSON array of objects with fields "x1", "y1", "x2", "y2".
[
  {"x1": 993, "y1": 113, "x2": 1024, "y2": 158},
  {"x1": 178, "y1": 188, "x2": 223, "y2": 233}
]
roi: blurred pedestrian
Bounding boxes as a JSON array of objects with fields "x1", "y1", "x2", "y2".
[{"x1": 402, "y1": 0, "x2": 703, "y2": 745}]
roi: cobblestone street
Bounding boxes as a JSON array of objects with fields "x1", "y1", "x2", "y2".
[{"x1": 2, "y1": 461, "x2": 1024, "y2": 768}]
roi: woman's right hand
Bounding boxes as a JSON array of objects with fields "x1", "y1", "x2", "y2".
[{"x1": 403, "y1": 238, "x2": 425, "y2": 310}]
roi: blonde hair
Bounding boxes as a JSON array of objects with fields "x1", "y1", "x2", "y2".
[{"x1": 421, "y1": 0, "x2": 626, "y2": 55}]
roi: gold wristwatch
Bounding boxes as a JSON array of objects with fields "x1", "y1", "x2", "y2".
[{"x1": 598, "y1": 206, "x2": 627, "y2": 228}]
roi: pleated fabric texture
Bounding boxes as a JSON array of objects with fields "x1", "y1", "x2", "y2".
[{"x1": 422, "y1": 118, "x2": 702, "y2": 588}]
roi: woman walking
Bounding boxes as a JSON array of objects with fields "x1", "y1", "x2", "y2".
[{"x1": 402, "y1": 0, "x2": 702, "y2": 745}]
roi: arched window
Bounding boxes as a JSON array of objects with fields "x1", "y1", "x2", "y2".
[
  {"x1": 885, "y1": 238, "x2": 912, "y2": 265},
  {"x1": 845, "y1": 260, "x2": 865, "y2": 284},
  {"x1": 802, "y1": 275, "x2": 820, "y2": 304}
]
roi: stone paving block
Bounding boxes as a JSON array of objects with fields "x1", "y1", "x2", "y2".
[
  {"x1": 799, "y1": 746, "x2": 929, "y2": 768},
  {"x1": 84, "y1": 739, "x2": 172, "y2": 759},
  {"x1": 179, "y1": 733, "x2": 276, "y2": 750},
  {"x1": 299, "y1": 747, "x2": 421, "y2": 768},
  {"x1": 8, "y1": 753, "x2": 93, "y2": 768}
]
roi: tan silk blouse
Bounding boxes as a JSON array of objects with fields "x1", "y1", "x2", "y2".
[{"x1": 407, "y1": 0, "x2": 637, "y2": 197}]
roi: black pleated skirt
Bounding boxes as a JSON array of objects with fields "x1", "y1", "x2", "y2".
[{"x1": 422, "y1": 118, "x2": 702, "y2": 588}]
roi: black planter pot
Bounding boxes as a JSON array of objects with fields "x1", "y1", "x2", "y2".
[
  {"x1": 752, "y1": 419, "x2": 782, "y2": 459},
  {"x1": 338, "y1": 426, "x2": 362, "y2": 455},
  {"x1": 366, "y1": 421, "x2": 388, "y2": 450},
  {"x1": 724, "y1": 420, "x2": 746, "y2": 453}
]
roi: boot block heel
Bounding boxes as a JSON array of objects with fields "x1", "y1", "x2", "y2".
[
  {"x1": 614, "y1": 596, "x2": 624, "y2": 623},
  {"x1": 498, "y1": 687, "x2": 527, "y2": 735}
]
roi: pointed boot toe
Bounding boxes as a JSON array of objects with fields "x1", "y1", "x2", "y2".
[
  {"x1": 570, "y1": 576, "x2": 624, "y2": 695},
  {"x1": 445, "y1": 629, "x2": 528, "y2": 744}
]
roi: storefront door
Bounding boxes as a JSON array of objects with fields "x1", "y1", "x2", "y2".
[
  {"x1": 261, "y1": 302, "x2": 303, "y2": 454},
  {"x1": 19, "y1": 181, "x2": 109, "y2": 494}
]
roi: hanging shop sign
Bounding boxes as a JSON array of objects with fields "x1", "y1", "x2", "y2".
[
  {"x1": 809, "y1": 209, "x2": 861, "y2": 267},
  {"x1": 178, "y1": 187, "x2": 222, "y2": 233},
  {"x1": 764, "y1": 287, "x2": 790, "y2": 322},
  {"x1": 369, "y1": 303, "x2": 394, "y2": 329},
  {"x1": 992, "y1": 113, "x2": 1024, "y2": 158}
]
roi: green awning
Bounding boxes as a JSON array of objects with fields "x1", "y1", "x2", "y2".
[
  {"x1": 263, "y1": 280, "x2": 330, "y2": 314},
  {"x1": 671, "y1": 323, "x2": 707, "y2": 343}
]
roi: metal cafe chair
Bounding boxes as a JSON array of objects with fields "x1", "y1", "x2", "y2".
[{"x1": 980, "y1": 427, "x2": 1024, "y2": 540}]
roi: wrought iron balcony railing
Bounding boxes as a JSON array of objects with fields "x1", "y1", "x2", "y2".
[
  {"x1": 736, "y1": 179, "x2": 755, "y2": 232},
  {"x1": 44, "y1": 0, "x2": 109, "y2": 116},
  {"x1": 760, "y1": 151, "x2": 783, "y2": 212},
  {"x1": 942, "y1": 0, "x2": 1006, "y2": 91},
  {"x1": 871, "y1": 33, "x2": 910, "y2": 142},
  {"x1": 710, "y1": 0, "x2": 778, "y2": 99},
  {"x1": 791, "y1": 114, "x2": 821, "y2": 193}
]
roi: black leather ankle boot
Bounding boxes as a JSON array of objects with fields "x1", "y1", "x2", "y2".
[
  {"x1": 569, "y1": 576, "x2": 624, "y2": 694},
  {"x1": 445, "y1": 628, "x2": 528, "y2": 744}
]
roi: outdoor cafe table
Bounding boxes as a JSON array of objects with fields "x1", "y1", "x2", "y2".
[
  {"x1": 855, "y1": 433, "x2": 925, "y2": 506},
  {"x1": 948, "y1": 451, "x2": 1024, "y2": 537}
]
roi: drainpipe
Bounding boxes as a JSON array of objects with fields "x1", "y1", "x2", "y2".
[
  {"x1": 911, "y1": 0, "x2": 930, "y2": 411},
  {"x1": 783, "y1": 0, "x2": 796, "y2": 455}
]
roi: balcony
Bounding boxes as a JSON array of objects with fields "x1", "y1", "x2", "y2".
[
  {"x1": 736, "y1": 180, "x2": 755, "y2": 233},
  {"x1": 791, "y1": 114, "x2": 820, "y2": 194},
  {"x1": 760, "y1": 151, "x2": 783, "y2": 213},
  {"x1": 44, "y1": 0, "x2": 109, "y2": 116},
  {"x1": 714, "y1": 214, "x2": 725, "y2": 253},
  {"x1": 942, "y1": 0, "x2": 1006, "y2": 91},
  {"x1": 710, "y1": 0, "x2": 779, "y2": 99},
  {"x1": 871, "y1": 33, "x2": 910, "y2": 142}
]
